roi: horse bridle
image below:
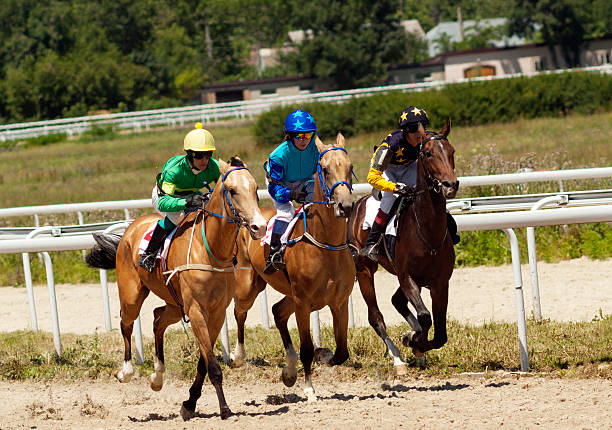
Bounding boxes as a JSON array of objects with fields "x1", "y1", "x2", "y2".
[
  {"x1": 218, "y1": 166, "x2": 249, "y2": 226},
  {"x1": 316, "y1": 146, "x2": 354, "y2": 204},
  {"x1": 416, "y1": 133, "x2": 447, "y2": 194}
]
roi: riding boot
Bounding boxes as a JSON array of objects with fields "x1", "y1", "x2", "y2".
[
  {"x1": 446, "y1": 212, "x2": 460, "y2": 245},
  {"x1": 360, "y1": 219, "x2": 386, "y2": 262},
  {"x1": 264, "y1": 220, "x2": 289, "y2": 274},
  {"x1": 137, "y1": 222, "x2": 169, "y2": 273}
]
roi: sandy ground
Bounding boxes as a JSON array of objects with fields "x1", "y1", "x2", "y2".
[
  {"x1": 1, "y1": 257, "x2": 610, "y2": 335},
  {"x1": 0, "y1": 257, "x2": 610, "y2": 429}
]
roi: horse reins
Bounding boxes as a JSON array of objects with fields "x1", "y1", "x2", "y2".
[{"x1": 287, "y1": 146, "x2": 353, "y2": 251}]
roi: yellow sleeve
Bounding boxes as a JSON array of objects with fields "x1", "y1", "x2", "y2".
[{"x1": 367, "y1": 167, "x2": 396, "y2": 193}]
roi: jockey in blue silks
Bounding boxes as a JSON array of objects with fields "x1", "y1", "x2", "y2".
[{"x1": 263, "y1": 109, "x2": 319, "y2": 274}]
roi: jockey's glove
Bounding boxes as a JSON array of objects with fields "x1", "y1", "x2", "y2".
[
  {"x1": 289, "y1": 186, "x2": 308, "y2": 203},
  {"x1": 185, "y1": 193, "x2": 206, "y2": 210},
  {"x1": 395, "y1": 183, "x2": 416, "y2": 198}
]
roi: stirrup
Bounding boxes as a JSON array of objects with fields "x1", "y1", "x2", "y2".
[
  {"x1": 263, "y1": 252, "x2": 284, "y2": 274},
  {"x1": 138, "y1": 253, "x2": 157, "y2": 273},
  {"x1": 360, "y1": 244, "x2": 379, "y2": 262}
]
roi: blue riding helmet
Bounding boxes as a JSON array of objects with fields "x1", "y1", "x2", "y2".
[{"x1": 283, "y1": 110, "x2": 317, "y2": 133}]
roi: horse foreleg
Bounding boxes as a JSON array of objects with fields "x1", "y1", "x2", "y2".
[
  {"x1": 187, "y1": 306, "x2": 233, "y2": 420},
  {"x1": 398, "y1": 276, "x2": 431, "y2": 368},
  {"x1": 150, "y1": 305, "x2": 182, "y2": 391},
  {"x1": 293, "y1": 303, "x2": 317, "y2": 402},
  {"x1": 116, "y1": 319, "x2": 135, "y2": 382},
  {"x1": 422, "y1": 282, "x2": 449, "y2": 352},
  {"x1": 357, "y1": 269, "x2": 407, "y2": 375},
  {"x1": 231, "y1": 273, "x2": 266, "y2": 368},
  {"x1": 272, "y1": 296, "x2": 298, "y2": 388},
  {"x1": 181, "y1": 354, "x2": 207, "y2": 421},
  {"x1": 326, "y1": 298, "x2": 349, "y2": 366}
]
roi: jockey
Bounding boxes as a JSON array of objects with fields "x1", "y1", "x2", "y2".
[
  {"x1": 360, "y1": 106, "x2": 460, "y2": 262},
  {"x1": 263, "y1": 109, "x2": 319, "y2": 274},
  {"x1": 137, "y1": 123, "x2": 221, "y2": 273}
]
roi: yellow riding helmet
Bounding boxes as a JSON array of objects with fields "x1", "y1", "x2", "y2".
[{"x1": 183, "y1": 122, "x2": 216, "y2": 151}]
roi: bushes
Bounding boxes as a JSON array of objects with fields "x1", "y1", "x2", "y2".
[{"x1": 252, "y1": 71, "x2": 612, "y2": 144}]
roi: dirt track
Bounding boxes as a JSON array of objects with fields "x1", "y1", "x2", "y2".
[{"x1": 0, "y1": 257, "x2": 611, "y2": 429}]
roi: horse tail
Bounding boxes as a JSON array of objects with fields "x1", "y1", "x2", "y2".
[{"x1": 85, "y1": 233, "x2": 122, "y2": 270}]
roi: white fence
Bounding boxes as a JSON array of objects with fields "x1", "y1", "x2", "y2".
[
  {"x1": 2, "y1": 64, "x2": 611, "y2": 142},
  {"x1": 1, "y1": 166, "x2": 612, "y2": 370}
]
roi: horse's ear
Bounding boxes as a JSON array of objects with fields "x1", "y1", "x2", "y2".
[
  {"x1": 218, "y1": 159, "x2": 230, "y2": 175},
  {"x1": 315, "y1": 135, "x2": 326, "y2": 151},
  {"x1": 417, "y1": 122, "x2": 427, "y2": 140},
  {"x1": 229, "y1": 155, "x2": 246, "y2": 168},
  {"x1": 335, "y1": 132, "x2": 345, "y2": 147},
  {"x1": 440, "y1": 117, "x2": 451, "y2": 138}
]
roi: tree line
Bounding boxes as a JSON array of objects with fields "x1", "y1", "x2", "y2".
[{"x1": 0, "y1": 0, "x2": 609, "y2": 124}]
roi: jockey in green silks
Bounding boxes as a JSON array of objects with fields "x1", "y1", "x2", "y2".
[{"x1": 137, "y1": 123, "x2": 221, "y2": 273}]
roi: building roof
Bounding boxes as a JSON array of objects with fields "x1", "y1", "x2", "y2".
[{"x1": 425, "y1": 18, "x2": 528, "y2": 58}]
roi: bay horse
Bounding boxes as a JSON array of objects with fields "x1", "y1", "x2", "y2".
[
  {"x1": 347, "y1": 119, "x2": 458, "y2": 375},
  {"x1": 85, "y1": 156, "x2": 267, "y2": 420},
  {"x1": 229, "y1": 134, "x2": 355, "y2": 401}
]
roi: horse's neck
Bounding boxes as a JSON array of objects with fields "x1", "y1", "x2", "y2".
[
  {"x1": 415, "y1": 159, "x2": 447, "y2": 218},
  {"x1": 200, "y1": 190, "x2": 237, "y2": 262}
]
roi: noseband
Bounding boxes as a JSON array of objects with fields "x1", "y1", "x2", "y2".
[{"x1": 316, "y1": 147, "x2": 353, "y2": 204}]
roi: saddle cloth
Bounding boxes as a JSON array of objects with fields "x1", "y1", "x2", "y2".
[
  {"x1": 138, "y1": 222, "x2": 177, "y2": 260},
  {"x1": 260, "y1": 204, "x2": 312, "y2": 246},
  {"x1": 363, "y1": 196, "x2": 399, "y2": 236}
]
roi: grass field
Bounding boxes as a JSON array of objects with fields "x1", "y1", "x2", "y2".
[{"x1": 0, "y1": 316, "x2": 610, "y2": 382}]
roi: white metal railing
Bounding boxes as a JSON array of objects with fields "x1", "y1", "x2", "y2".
[
  {"x1": 2, "y1": 204, "x2": 612, "y2": 370},
  {"x1": 2, "y1": 64, "x2": 611, "y2": 142}
]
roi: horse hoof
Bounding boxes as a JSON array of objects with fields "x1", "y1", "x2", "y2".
[
  {"x1": 220, "y1": 407, "x2": 234, "y2": 420},
  {"x1": 414, "y1": 353, "x2": 426, "y2": 369},
  {"x1": 281, "y1": 366, "x2": 297, "y2": 387},
  {"x1": 149, "y1": 374, "x2": 163, "y2": 392},
  {"x1": 314, "y1": 348, "x2": 334, "y2": 366},
  {"x1": 114, "y1": 369, "x2": 131, "y2": 383},
  {"x1": 394, "y1": 363, "x2": 408, "y2": 376},
  {"x1": 180, "y1": 404, "x2": 195, "y2": 421},
  {"x1": 304, "y1": 387, "x2": 317, "y2": 402},
  {"x1": 229, "y1": 353, "x2": 244, "y2": 368}
]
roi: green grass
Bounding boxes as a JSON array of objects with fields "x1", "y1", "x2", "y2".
[
  {"x1": 1, "y1": 315, "x2": 610, "y2": 382},
  {"x1": 0, "y1": 112, "x2": 611, "y2": 285}
]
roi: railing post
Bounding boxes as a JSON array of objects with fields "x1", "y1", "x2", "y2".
[
  {"x1": 42, "y1": 252, "x2": 62, "y2": 357},
  {"x1": 503, "y1": 228, "x2": 529, "y2": 371}
]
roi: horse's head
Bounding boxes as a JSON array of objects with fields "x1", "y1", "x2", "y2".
[
  {"x1": 418, "y1": 119, "x2": 459, "y2": 199},
  {"x1": 314, "y1": 133, "x2": 354, "y2": 218},
  {"x1": 217, "y1": 156, "x2": 267, "y2": 239}
]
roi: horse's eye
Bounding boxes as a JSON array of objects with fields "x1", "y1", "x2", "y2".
[
  {"x1": 425, "y1": 151, "x2": 433, "y2": 158},
  {"x1": 229, "y1": 188, "x2": 237, "y2": 196}
]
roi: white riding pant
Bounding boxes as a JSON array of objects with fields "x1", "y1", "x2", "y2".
[
  {"x1": 271, "y1": 179, "x2": 315, "y2": 223},
  {"x1": 380, "y1": 162, "x2": 417, "y2": 214},
  {"x1": 151, "y1": 186, "x2": 187, "y2": 226}
]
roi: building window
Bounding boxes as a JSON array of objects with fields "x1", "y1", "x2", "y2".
[
  {"x1": 216, "y1": 90, "x2": 243, "y2": 103},
  {"x1": 463, "y1": 64, "x2": 496, "y2": 78},
  {"x1": 597, "y1": 53, "x2": 610, "y2": 65}
]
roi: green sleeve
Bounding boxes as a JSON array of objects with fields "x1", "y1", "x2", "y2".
[{"x1": 157, "y1": 193, "x2": 186, "y2": 212}]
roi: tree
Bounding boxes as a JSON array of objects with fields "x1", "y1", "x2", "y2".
[
  {"x1": 283, "y1": 0, "x2": 409, "y2": 89},
  {"x1": 508, "y1": 0, "x2": 591, "y2": 68}
]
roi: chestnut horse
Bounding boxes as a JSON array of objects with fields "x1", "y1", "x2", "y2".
[
  {"x1": 229, "y1": 134, "x2": 355, "y2": 401},
  {"x1": 347, "y1": 120, "x2": 458, "y2": 375},
  {"x1": 85, "y1": 156, "x2": 267, "y2": 420}
]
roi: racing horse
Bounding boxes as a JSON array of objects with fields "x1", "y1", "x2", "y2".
[
  {"x1": 85, "y1": 156, "x2": 267, "y2": 420},
  {"x1": 229, "y1": 133, "x2": 355, "y2": 401},
  {"x1": 347, "y1": 119, "x2": 458, "y2": 375}
]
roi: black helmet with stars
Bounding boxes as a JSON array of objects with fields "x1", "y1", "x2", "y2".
[{"x1": 398, "y1": 106, "x2": 429, "y2": 130}]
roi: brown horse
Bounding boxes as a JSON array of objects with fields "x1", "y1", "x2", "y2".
[
  {"x1": 85, "y1": 156, "x2": 267, "y2": 420},
  {"x1": 347, "y1": 119, "x2": 458, "y2": 375},
  {"x1": 229, "y1": 134, "x2": 355, "y2": 401}
]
